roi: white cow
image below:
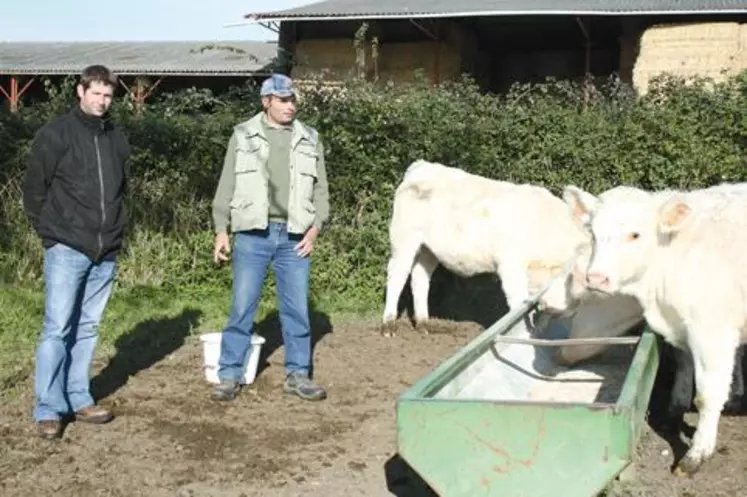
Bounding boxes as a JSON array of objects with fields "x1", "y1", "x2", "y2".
[
  {"x1": 562, "y1": 182, "x2": 747, "y2": 476},
  {"x1": 542, "y1": 182, "x2": 747, "y2": 314},
  {"x1": 380, "y1": 159, "x2": 643, "y2": 365},
  {"x1": 381, "y1": 159, "x2": 585, "y2": 324}
]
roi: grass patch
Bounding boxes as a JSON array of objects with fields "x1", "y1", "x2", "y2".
[{"x1": 0, "y1": 279, "x2": 384, "y2": 397}]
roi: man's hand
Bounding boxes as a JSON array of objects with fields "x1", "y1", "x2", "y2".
[
  {"x1": 214, "y1": 232, "x2": 231, "y2": 264},
  {"x1": 294, "y1": 226, "x2": 319, "y2": 258}
]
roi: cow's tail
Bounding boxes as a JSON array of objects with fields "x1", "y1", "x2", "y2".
[
  {"x1": 388, "y1": 160, "x2": 435, "y2": 247},
  {"x1": 395, "y1": 159, "x2": 436, "y2": 200}
]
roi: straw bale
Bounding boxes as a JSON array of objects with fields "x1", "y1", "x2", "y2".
[
  {"x1": 290, "y1": 37, "x2": 461, "y2": 85},
  {"x1": 632, "y1": 22, "x2": 747, "y2": 94},
  {"x1": 738, "y1": 23, "x2": 747, "y2": 66},
  {"x1": 377, "y1": 41, "x2": 461, "y2": 83},
  {"x1": 291, "y1": 39, "x2": 357, "y2": 81}
]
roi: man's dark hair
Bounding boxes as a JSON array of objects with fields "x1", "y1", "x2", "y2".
[{"x1": 80, "y1": 64, "x2": 118, "y2": 90}]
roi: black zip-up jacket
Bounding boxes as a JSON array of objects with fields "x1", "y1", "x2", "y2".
[{"x1": 22, "y1": 105, "x2": 131, "y2": 262}]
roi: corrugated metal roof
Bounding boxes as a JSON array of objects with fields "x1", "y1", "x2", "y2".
[
  {"x1": 245, "y1": 0, "x2": 747, "y2": 22},
  {"x1": 0, "y1": 41, "x2": 279, "y2": 76}
]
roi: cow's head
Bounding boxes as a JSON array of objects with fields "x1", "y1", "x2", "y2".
[
  {"x1": 533, "y1": 244, "x2": 599, "y2": 315},
  {"x1": 562, "y1": 185, "x2": 693, "y2": 294}
]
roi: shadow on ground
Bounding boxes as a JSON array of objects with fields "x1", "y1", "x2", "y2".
[
  {"x1": 394, "y1": 266, "x2": 509, "y2": 330},
  {"x1": 252, "y1": 303, "x2": 333, "y2": 378},
  {"x1": 384, "y1": 454, "x2": 438, "y2": 497},
  {"x1": 90, "y1": 308, "x2": 202, "y2": 401}
]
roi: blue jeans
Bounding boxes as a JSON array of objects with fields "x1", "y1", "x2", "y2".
[
  {"x1": 218, "y1": 223, "x2": 312, "y2": 381},
  {"x1": 34, "y1": 243, "x2": 116, "y2": 422}
]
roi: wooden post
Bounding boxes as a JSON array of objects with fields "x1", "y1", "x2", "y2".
[
  {"x1": 0, "y1": 76, "x2": 36, "y2": 113},
  {"x1": 576, "y1": 17, "x2": 593, "y2": 108},
  {"x1": 118, "y1": 75, "x2": 163, "y2": 115}
]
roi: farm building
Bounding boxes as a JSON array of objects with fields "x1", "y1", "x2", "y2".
[
  {"x1": 0, "y1": 40, "x2": 279, "y2": 112},
  {"x1": 242, "y1": 0, "x2": 747, "y2": 94}
]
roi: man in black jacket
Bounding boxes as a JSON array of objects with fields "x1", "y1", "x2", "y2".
[{"x1": 22, "y1": 64, "x2": 131, "y2": 440}]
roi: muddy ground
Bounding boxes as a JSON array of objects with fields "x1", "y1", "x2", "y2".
[{"x1": 0, "y1": 284, "x2": 745, "y2": 497}]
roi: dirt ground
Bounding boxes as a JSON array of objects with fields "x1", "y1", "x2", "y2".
[{"x1": 0, "y1": 305, "x2": 745, "y2": 497}]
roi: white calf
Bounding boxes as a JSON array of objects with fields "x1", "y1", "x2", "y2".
[
  {"x1": 381, "y1": 159, "x2": 589, "y2": 328},
  {"x1": 563, "y1": 182, "x2": 747, "y2": 475},
  {"x1": 540, "y1": 182, "x2": 747, "y2": 314}
]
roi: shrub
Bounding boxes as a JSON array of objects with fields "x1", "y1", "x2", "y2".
[{"x1": 1, "y1": 71, "x2": 746, "y2": 314}]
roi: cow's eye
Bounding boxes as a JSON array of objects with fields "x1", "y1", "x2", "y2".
[{"x1": 627, "y1": 232, "x2": 640, "y2": 241}]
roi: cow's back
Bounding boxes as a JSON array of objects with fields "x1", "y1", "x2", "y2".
[{"x1": 420, "y1": 171, "x2": 585, "y2": 274}]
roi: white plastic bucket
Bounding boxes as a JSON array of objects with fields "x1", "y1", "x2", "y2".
[{"x1": 199, "y1": 332, "x2": 267, "y2": 385}]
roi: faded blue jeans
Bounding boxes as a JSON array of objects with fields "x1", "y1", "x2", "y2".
[
  {"x1": 218, "y1": 223, "x2": 312, "y2": 382},
  {"x1": 34, "y1": 243, "x2": 116, "y2": 422}
]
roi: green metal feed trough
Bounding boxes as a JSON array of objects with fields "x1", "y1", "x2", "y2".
[{"x1": 396, "y1": 289, "x2": 660, "y2": 497}]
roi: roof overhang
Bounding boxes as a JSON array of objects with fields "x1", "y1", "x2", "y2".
[
  {"x1": 246, "y1": 10, "x2": 747, "y2": 23},
  {"x1": 0, "y1": 41, "x2": 278, "y2": 77},
  {"x1": 242, "y1": 0, "x2": 747, "y2": 24}
]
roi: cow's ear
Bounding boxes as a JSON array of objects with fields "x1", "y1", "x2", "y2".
[
  {"x1": 658, "y1": 196, "x2": 692, "y2": 235},
  {"x1": 563, "y1": 186, "x2": 598, "y2": 229}
]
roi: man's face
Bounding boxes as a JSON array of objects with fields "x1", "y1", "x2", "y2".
[
  {"x1": 77, "y1": 80, "x2": 114, "y2": 117},
  {"x1": 263, "y1": 95, "x2": 296, "y2": 125}
]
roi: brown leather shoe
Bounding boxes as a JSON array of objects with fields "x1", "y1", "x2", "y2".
[
  {"x1": 74, "y1": 405, "x2": 114, "y2": 424},
  {"x1": 36, "y1": 420, "x2": 62, "y2": 440}
]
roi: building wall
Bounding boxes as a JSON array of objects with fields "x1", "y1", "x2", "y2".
[
  {"x1": 283, "y1": 17, "x2": 620, "y2": 92},
  {"x1": 283, "y1": 16, "x2": 747, "y2": 95}
]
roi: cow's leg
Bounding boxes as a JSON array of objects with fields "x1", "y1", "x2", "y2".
[
  {"x1": 667, "y1": 344, "x2": 695, "y2": 425},
  {"x1": 676, "y1": 326, "x2": 739, "y2": 475},
  {"x1": 499, "y1": 263, "x2": 530, "y2": 311},
  {"x1": 410, "y1": 247, "x2": 439, "y2": 333},
  {"x1": 663, "y1": 343, "x2": 743, "y2": 431},
  {"x1": 724, "y1": 345, "x2": 745, "y2": 413},
  {"x1": 381, "y1": 239, "x2": 421, "y2": 335}
]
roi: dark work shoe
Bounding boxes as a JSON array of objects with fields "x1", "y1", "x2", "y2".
[
  {"x1": 75, "y1": 405, "x2": 114, "y2": 424},
  {"x1": 283, "y1": 372, "x2": 327, "y2": 401},
  {"x1": 213, "y1": 380, "x2": 241, "y2": 401},
  {"x1": 36, "y1": 420, "x2": 62, "y2": 440}
]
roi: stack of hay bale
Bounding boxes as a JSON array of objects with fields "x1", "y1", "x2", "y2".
[{"x1": 631, "y1": 21, "x2": 747, "y2": 94}]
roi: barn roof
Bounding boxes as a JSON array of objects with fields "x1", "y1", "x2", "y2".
[
  {"x1": 244, "y1": 0, "x2": 747, "y2": 22},
  {"x1": 0, "y1": 41, "x2": 279, "y2": 76}
]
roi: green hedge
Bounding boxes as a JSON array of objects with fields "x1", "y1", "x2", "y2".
[{"x1": 1, "y1": 71, "x2": 746, "y2": 313}]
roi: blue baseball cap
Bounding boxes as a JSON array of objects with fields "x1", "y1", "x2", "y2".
[{"x1": 260, "y1": 73, "x2": 296, "y2": 98}]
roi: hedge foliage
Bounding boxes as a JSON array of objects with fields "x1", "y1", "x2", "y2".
[{"x1": 1, "y1": 71, "x2": 746, "y2": 313}]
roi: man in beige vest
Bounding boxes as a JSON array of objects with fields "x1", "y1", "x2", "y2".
[{"x1": 210, "y1": 74, "x2": 329, "y2": 402}]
